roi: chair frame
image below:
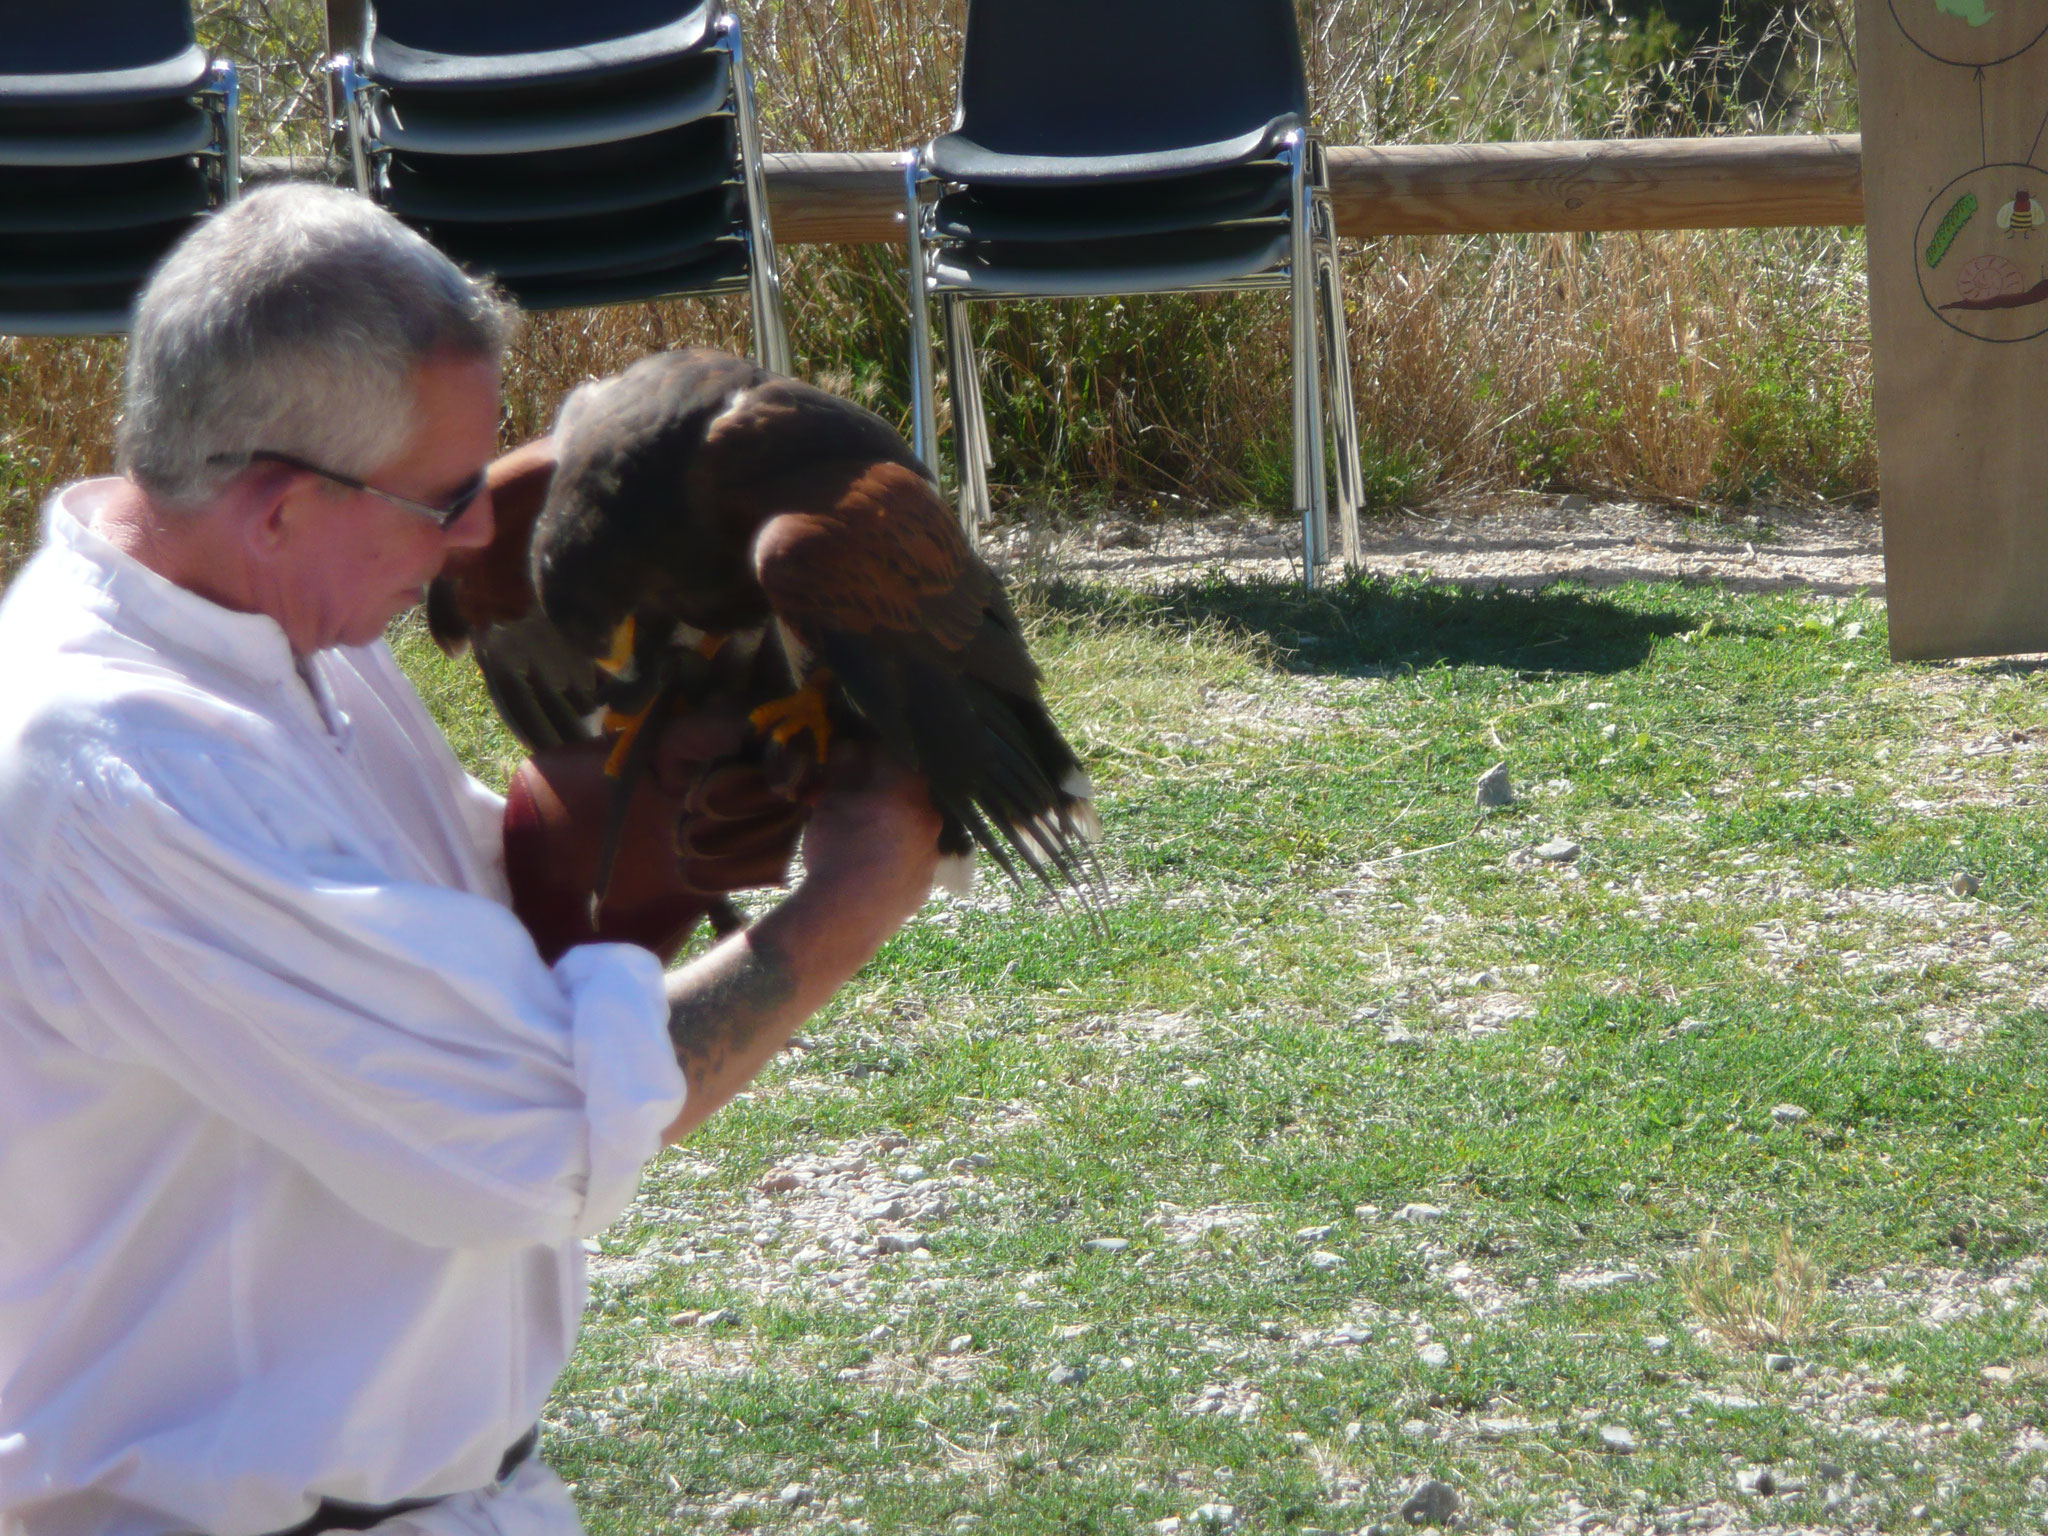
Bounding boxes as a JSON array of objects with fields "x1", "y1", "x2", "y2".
[
  {"x1": 904, "y1": 130, "x2": 1361, "y2": 587},
  {"x1": 329, "y1": 4, "x2": 786, "y2": 372}
]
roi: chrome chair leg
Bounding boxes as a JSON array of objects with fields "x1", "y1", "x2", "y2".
[
  {"x1": 328, "y1": 56, "x2": 374, "y2": 195},
  {"x1": 904, "y1": 154, "x2": 941, "y2": 475},
  {"x1": 205, "y1": 60, "x2": 241, "y2": 203},
  {"x1": 1286, "y1": 133, "x2": 1326, "y2": 586},
  {"x1": 725, "y1": 13, "x2": 790, "y2": 374},
  {"x1": 959, "y1": 300, "x2": 994, "y2": 537},
  {"x1": 941, "y1": 293, "x2": 987, "y2": 541},
  {"x1": 1312, "y1": 145, "x2": 1361, "y2": 569}
]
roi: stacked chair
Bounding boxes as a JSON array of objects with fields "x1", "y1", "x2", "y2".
[
  {"x1": 0, "y1": 2, "x2": 239, "y2": 335},
  {"x1": 904, "y1": 0, "x2": 1362, "y2": 585},
  {"x1": 331, "y1": 0, "x2": 788, "y2": 370}
]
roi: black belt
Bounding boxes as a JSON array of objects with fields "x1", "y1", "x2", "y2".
[{"x1": 258, "y1": 1427, "x2": 539, "y2": 1536}]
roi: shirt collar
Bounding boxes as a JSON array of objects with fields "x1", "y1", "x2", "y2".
[{"x1": 44, "y1": 478, "x2": 306, "y2": 692}]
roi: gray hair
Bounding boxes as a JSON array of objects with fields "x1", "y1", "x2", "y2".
[{"x1": 117, "y1": 181, "x2": 518, "y2": 508}]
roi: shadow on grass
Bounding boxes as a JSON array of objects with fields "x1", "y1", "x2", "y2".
[{"x1": 1033, "y1": 569, "x2": 1703, "y2": 677}]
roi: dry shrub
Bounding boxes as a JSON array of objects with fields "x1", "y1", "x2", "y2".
[
  {"x1": 0, "y1": 339, "x2": 126, "y2": 577},
  {"x1": 1680, "y1": 1225, "x2": 1829, "y2": 1351}
]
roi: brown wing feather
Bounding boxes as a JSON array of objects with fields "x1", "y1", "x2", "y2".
[
  {"x1": 426, "y1": 435, "x2": 557, "y2": 652},
  {"x1": 750, "y1": 461, "x2": 990, "y2": 652}
]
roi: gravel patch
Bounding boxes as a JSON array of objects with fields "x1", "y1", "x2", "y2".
[{"x1": 984, "y1": 493, "x2": 1883, "y2": 597}]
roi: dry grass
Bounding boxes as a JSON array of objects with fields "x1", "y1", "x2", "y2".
[
  {"x1": 1680, "y1": 1226, "x2": 1831, "y2": 1351},
  {"x1": 0, "y1": 1, "x2": 1877, "y2": 583}
]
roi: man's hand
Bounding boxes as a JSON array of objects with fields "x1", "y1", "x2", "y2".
[{"x1": 660, "y1": 744, "x2": 941, "y2": 1142}]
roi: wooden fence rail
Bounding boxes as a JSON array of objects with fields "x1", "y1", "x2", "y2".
[
  {"x1": 258, "y1": 134, "x2": 1865, "y2": 243},
  {"x1": 757, "y1": 135, "x2": 1865, "y2": 244}
]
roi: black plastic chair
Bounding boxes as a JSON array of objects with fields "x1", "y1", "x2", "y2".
[
  {"x1": 333, "y1": 0, "x2": 786, "y2": 369},
  {"x1": 0, "y1": 2, "x2": 239, "y2": 335},
  {"x1": 904, "y1": 0, "x2": 1361, "y2": 582}
]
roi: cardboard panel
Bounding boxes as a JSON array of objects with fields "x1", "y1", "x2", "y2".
[{"x1": 1861, "y1": 0, "x2": 2048, "y2": 658}]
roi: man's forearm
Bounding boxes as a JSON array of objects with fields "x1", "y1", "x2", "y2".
[{"x1": 660, "y1": 873, "x2": 915, "y2": 1142}]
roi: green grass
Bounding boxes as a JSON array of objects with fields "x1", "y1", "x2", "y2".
[{"x1": 392, "y1": 566, "x2": 2048, "y2": 1535}]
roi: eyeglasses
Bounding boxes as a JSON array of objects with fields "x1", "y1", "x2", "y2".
[{"x1": 213, "y1": 449, "x2": 489, "y2": 530}]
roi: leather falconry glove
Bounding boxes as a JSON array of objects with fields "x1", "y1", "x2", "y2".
[{"x1": 503, "y1": 710, "x2": 812, "y2": 966}]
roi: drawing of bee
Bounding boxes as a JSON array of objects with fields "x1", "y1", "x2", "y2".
[{"x1": 1999, "y1": 188, "x2": 2045, "y2": 235}]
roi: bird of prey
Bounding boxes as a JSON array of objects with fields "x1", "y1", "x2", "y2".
[{"x1": 428, "y1": 347, "x2": 1101, "y2": 925}]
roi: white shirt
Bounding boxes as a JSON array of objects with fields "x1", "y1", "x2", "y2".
[{"x1": 0, "y1": 482, "x2": 686, "y2": 1536}]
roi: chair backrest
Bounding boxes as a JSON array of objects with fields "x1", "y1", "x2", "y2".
[
  {"x1": 371, "y1": 0, "x2": 702, "y2": 56},
  {"x1": 1, "y1": 2, "x2": 196, "y2": 76},
  {"x1": 951, "y1": 0, "x2": 1307, "y2": 158}
]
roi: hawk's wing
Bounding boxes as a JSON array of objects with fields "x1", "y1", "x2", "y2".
[{"x1": 752, "y1": 460, "x2": 1097, "y2": 893}]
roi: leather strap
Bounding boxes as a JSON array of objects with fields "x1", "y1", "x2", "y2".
[{"x1": 255, "y1": 1426, "x2": 539, "y2": 1536}]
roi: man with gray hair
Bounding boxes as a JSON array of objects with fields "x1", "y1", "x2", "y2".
[{"x1": 0, "y1": 184, "x2": 937, "y2": 1535}]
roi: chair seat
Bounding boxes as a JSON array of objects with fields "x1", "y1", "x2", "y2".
[
  {"x1": 0, "y1": 41, "x2": 208, "y2": 103},
  {"x1": 423, "y1": 186, "x2": 739, "y2": 278},
  {"x1": 0, "y1": 230, "x2": 181, "y2": 286},
  {"x1": 933, "y1": 161, "x2": 1288, "y2": 242},
  {"x1": 371, "y1": 53, "x2": 728, "y2": 155},
  {"x1": 387, "y1": 147, "x2": 731, "y2": 224},
  {"x1": 0, "y1": 289, "x2": 138, "y2": 335},
  {"x1": 0, "y1": 108, "x2": 214, "y2": 168},
  {"x1": 366, "y1": 2, "x2": 715, "y2": 87},
  {"x1": 383, "y1": 117, "x2": 733, "y2": 219},
  {"x1": 924, "y1": 115, "x2": 1297, "y2": 188},
  {"x1": 932, "y1": 223, "x2": 1292, "y2": 298},
  {"x1": 0, "y1": 158, "x2": 208, "y2": 232},
  {"x1": 499, "y1": 239, "x2": 749, "y2": 310}
]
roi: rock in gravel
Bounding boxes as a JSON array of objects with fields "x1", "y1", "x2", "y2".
[
  {"x1": 1645, "y1": 1335, "x2": 1671, "y2": 1354},
  {"x1": 1559, "y1": 493, "x2": 1592, "y2": 513},
  {"x1": 1950, "y1": 871, "x2": 1981, "y2": 897},
  {"x1": 1766, "y1": 1352, "x2": 1796, "y2": 1372},
  {"x1": 1417, "y1": 1342, "x2": 1451, "y2": 1368},
  {"x1": 1256, "y1": 1320, "x2": 1290, "y2": 1340},
  {"x1": 1736, "y1": 1469, "x2": 1778, "y2": 1497},
  {"x1": 1533, "y1": 837, "x2": 1581, "y2": 863},
  {"x1": 1598, "y1": 1425, "x2": 1637, "y2": 1453},
  {"x1": 1191, "y1": 1503, "x2": 1240, "y2": 1530},
  {"x1": 944, "y1": 1333, "x2": 974, "y2": 1354},
  {"x1": 1400, "y1": 1480, "x2": 1462, "y2": 1527},
  {"x1": 1770, "y1": 1104, "x2": 1810, "y2": 1127},
  {"x1": 1083, "y1": 1237, "x2": 1130, "y2": 1254},
  {"x1": 1394, "y1": 1202, "x2": 1444, "y2": 1224},
  {"x1": 1475, "y1": 762, "x2": 1514, "y2": 809},
  {"x1": 1047, "y1": 1363, "x2": 1089, "y2": 1387},
  {"x1": 778, "y1": 1484, "x2": 815, "y2": 1507},
  {"x1": 1295, "y1": 1223, "x2": 1336, "y2": 1242},
  {"x1": 1308, "y1": 1250, "x2": 1343, "y2": 1271}
]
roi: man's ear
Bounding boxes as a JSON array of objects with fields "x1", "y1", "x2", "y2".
[{"x1": 244, "y1": 478, "x2": 297, "y2": 556}]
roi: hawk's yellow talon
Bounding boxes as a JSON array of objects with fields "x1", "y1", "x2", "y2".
[
  {"x1": 603, "y1": 701, "x2": 651, "y2": 777},
  {"x1": 749, "y1": 670, "x2": 835, "y2": 763}
]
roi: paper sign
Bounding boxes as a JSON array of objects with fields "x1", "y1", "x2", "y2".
[{"x1": 1861, "y1": 0, "x2": 2048, "y2": 657}]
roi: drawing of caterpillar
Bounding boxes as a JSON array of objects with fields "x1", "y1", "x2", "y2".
[{"x1": 1927, "y1": 193, "x2": 1979, "y2": 268}]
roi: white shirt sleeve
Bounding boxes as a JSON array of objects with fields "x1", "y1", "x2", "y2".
[{"x1": 4, "y1": 729, "x2": 685, "y2": 1251}]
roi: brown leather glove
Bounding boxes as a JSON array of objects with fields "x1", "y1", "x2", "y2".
[{"x1": 503, "y1": 714, "x2": 811, "y2": 966}]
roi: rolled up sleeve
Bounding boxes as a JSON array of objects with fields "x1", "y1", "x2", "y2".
[{"x1": 6, "y1": 736, "x2": 685, "y2": 1250}]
